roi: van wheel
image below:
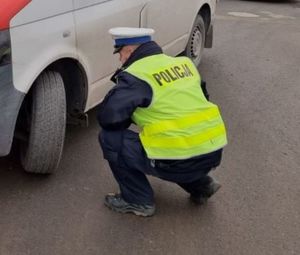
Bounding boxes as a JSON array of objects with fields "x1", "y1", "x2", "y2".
[
  {"x1": 20, "y1": 71, "x2": 66, "y2": 174},
  {"x1": 184, "y1": 15, "x2": 206, "y2": 67}
]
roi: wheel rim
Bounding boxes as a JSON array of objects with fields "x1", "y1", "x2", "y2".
[{"x1": 190, "y1": 26, "x2": 203, "y2": 60}]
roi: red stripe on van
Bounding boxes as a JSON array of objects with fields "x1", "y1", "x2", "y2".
[{"x1": 0, "y1": 0, "x2": 31, "y2": 30}]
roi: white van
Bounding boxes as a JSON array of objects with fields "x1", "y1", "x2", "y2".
[{"x1": 0, "y1": 0, "x2": 217, "y2": 174}]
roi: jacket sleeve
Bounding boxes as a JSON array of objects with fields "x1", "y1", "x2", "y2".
[{"x1": 97, "y1": 72, "x2": 153, "y2": 130}]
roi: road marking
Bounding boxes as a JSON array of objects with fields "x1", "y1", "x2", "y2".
[
  {"x1": 228, "y1": 12, "x2": 260, "y2": 18},
  {"x1": 215, "y1": 15, "x2": 297, "y2": 25},
  {"x1": 216, "y1": 10, "x2": 297, "y2": 24},
  {"x1": 260, "y1": 11, "x2": 296, "y2": 20},
  {"x1": 226, "y1": 11, "x2": 296, "y2": 20}
]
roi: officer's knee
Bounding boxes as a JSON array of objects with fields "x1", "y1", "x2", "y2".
[
  {"x1": 98, "y1": 130, "x2": 107, "y2": 149},
  {"x1": 99, "y1": 129, "x2": 124, "y2": 152}
]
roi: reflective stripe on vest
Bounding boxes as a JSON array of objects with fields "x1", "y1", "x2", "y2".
[
  {"x1": 142, "y1": 107, "x2": 220, "y2": 137},
  {"x1": 125, "y1": 54, "x2": 227, "y2": 159}
]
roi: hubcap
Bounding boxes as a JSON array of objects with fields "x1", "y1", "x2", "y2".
[{"x1": 191, "y1": 27, "x2": 202, "y2": 58}]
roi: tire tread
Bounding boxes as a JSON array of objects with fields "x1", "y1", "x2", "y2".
[{"x1": 21, "y1": 71, "x2": 66, "y2": 174}]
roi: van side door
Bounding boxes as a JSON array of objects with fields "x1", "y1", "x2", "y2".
[
  {"x1": 73, "y1": 0, "x2": 147, "y2": 87},
  {"x1": 141, "y1": 0, "x2": 198, "y2": 55}
]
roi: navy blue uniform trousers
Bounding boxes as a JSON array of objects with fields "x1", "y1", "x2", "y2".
[{"x1": 99, "y1": 129, "x2": 222, "y2": 205}]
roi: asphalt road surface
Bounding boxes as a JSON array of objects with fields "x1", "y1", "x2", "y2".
[{"x1": 1, "y1": 0, "x2": 299, "y2": 254}]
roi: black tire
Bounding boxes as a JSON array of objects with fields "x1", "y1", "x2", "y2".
[
  {"x1": 184, "y1": 15, "x2": 206, "y2": 67},
  {"x1": 20, "y1": 71, "x2": 66, "y2": 174}
]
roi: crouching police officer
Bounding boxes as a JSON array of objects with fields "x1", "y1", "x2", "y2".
[{"x1": 97, "y1": 27, "x2": 227, "y2": 217}]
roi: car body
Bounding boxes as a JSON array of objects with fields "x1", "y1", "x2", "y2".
[{"x1": 0, "y1": 0, "x2": 217, "y2": 173}]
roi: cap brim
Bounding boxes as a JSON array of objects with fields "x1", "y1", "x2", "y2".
[{"x1": 113, "y1": 45, "x2": 123, "y2": 54}]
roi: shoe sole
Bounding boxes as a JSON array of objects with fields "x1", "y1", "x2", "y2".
[
  {"x1": 207, "y1": 182, "x2": 221, "y2": 198},
  {"x1": 104, "y1": 201, "x2": 155, "y2": 217},
  {"x1": 190, "y1": 182, "x2": 222, "y2": 205}
]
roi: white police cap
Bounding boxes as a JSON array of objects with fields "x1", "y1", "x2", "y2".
[{"x1": 109, "y1": 27, "x2": 155, "y2": 54}]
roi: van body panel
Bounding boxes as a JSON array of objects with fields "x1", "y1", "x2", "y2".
[
  {"x1": 1, "y1": 0, "x2": 217, "y2": 157},
  {"x1": 10, "y1": 12, "x2": 76, "y2": 93},
  {"x1": 10, "y1": 0, "x2": 73, "y2": 28},
  {"x1": 73, "y1": 0, "x2": 147, "y2": 109}
]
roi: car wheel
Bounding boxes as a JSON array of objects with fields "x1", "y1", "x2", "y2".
[
  {"x1": 184, "y1": 15, "x2": 206, "y2": 67},
  {"x1": 20, "y1": 71, "x2": 66, "y2": 174}
]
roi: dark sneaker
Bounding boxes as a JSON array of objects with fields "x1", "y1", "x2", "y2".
[
  {"x1": 190, "y1": 195, "x2": 208, "y2": 205},
  {"x1": 190, "y1": 180, "x2": 221, "y2": 205},
  {"x1": 104, "y1": 193, "x2": 155, "y2": 217}
]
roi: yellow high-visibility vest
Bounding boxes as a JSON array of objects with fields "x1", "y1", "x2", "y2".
[{"x1": 126, "y1": 54, "x2": 227, "y2": 159}]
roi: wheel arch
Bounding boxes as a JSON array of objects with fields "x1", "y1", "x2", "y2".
[
  {"x1": 47, "y1": 58, "x2": 88, "y2": 115},
  {"x1": 16, "y1": 57, "x2": 88, "y2": 141},
  {"x1": 20, "y1": 57, "x2": 88, "y2": 118},
  {"x1": 198, "y1": 3, "x2": 213, "y2": 48},
  {"x1": 198, "y1": 3, "x2": 212, "y2": 32}
]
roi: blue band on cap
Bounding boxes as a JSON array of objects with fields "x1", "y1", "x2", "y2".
[{"x1": 115, "y1": 36, "x2": 152, "y2": 47}]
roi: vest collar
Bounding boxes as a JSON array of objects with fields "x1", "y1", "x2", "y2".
[
  {"x1": 111, "y1": 41, "x2": 163, "y2": 83},
  {"x1": 123, "y1": 41, "x2": 163, "y2": 67}
]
